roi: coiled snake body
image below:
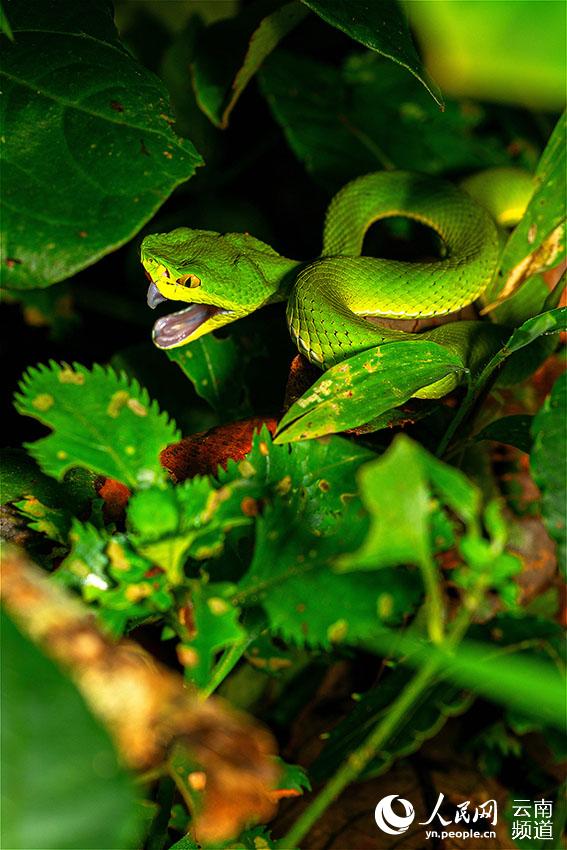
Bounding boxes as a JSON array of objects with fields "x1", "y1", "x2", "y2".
[{"x1": 141, "y1": 168, "x2": 533, "y2": 398}]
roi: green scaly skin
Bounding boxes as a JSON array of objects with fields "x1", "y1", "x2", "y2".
[{"x1": 141, "y1": 168, "x2": 533, "y2": 399}]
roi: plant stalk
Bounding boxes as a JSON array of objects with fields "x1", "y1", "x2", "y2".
[{"x1": 280, "y1": 657, "x2": 439, "y2": 849}]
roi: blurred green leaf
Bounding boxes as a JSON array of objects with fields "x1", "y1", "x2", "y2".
[
  {"x1": 487, "y1": 112, "x2": 566, "y2": 307},
  {"x1": 56, "y1": 521, "x2": 175, "y2": 635},
  {"x1": 14, "y1": 495, "x2": 71, "y2": 544},
  {"x1": 192, "y1": 0, "x2": 308, "y2": 128},
  {"x1": 275, "y1": 340, "x2": 465, "y2": 443},
  {"x1": 475, "y1": 414, "x2": 534, "y2": 454},
  {"x1": 338, "y1": 437, "x2": 431, "y2": 572},
  {"x1": 0, "y1": 448, "x2": 95, "y2": 508},
  {"x1": 0, "y1": 0, "x2": 14, "y2": 39},
  {"x1": 167, "y1": 333, "x2": 251, "y2": 418},
  {"x1": 369, "y1": 627, "x2": 566, "y2": 730},
  {"x1": 301, "y1": 0, "x2": 442, "y2": 106},
  {"x1": 1, "y1": 609, "x2": 141, "y2": 849},
  {"x1": 127, "y1": 477, "x2": 254, "y2": 582},
  {"x1": 179, "y1": 581, "x2": 245, "y2": 688},
  {"x1": 1, "y1": 0, "x2": 202, "y2": 289},
  {"x1": 531, "y1": 373, "x2": 566, "y2": 575},
  {"x1": 408, "y1": 0, "x2": 566, "y2": 110},
  {"x1": 275, "y1": 758, "x2": 311, "y2": 793},
  {"x1": 339, "y1": 435, "x2": 479, "y2": 572},
  {"x1": 15, "y1": 362, "x2": 179, "y2": 488},
  {"x1": 260, "y1": 51, "x2": 512, "y2": 190}
]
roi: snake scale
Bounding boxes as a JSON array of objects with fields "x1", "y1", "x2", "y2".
[{"x1": 141, "y1": 168, "x2": 533, "y2": 398}]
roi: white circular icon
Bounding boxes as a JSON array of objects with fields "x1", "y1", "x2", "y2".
[{"x1": 374, "y1": 795, "x2": 415, "y2": 835}]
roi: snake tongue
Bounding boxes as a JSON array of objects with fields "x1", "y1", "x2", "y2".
[
  {"x1": 147, "y1": 282, "x2": 167, "y2": 309},
  {"x1": 152, "y1": 303, "x2": 222, "y2": 348}
]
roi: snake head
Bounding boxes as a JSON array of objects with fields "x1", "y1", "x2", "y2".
[{"x1": 141, "y1": 228, "x2": 289, "y2": 349}]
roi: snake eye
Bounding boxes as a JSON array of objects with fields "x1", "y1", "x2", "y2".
[{"x1": 176, "y1": 274, "x2": 201, "y2": 288}]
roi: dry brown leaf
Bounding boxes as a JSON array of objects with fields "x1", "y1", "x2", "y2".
[{"x1": 160, "y1": 416, "x2": 277, "y2": 482}]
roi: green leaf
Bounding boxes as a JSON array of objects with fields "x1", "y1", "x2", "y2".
[
  {"x1": 260, "y1": 51, "x2": 511, "y2": 190},
  {"x1": 339, "y1": 435, "x2": 480, "y2": 572},
  {"x1": 192, "y1": 0, "x2": 308, "y2": 128},
  {"x1": 531, "y1": 373, "x2": 566, "y2": 574},
  {"x1": 483, "y1": 307, "x2": 567, "y2": 377},
  {"x1": 275, "y1": 758, "x2": 311, "y2": 793},
  {"x1": 167, "y1": 334, "x2": 250, "y2": 418},
  {"x1": 219, "y1": 430, "x2": 421, "y2": 647},
  {"x1": 15, "y1": 362, "x2": 179, "y2": 489},
  {"x1": 476, "y1": 414, "x2": 534, "y2": 454},
  {"x1": 505, "y1": 307, "x2": 566, "y2": 353},
  {"x1": 56, "y1": 521, "x2": 175, "y2": 635},
  {"x1": 232, "y1": 826, "x2": 277, "y2": 849},
  {"x1": 1, "y1": 609, "x2": 141, "y2": 849},
  {"x1": 169, "y1": 835, "x2": 200, "y2": 850},
  {"x1": 310, "y1": 671, "x2": 471, "y2": 782},
  {"x1": 179, "y1": 581, "x2": 245, "y2": 688},
  {"x1": 14, "y1": 495, "x2": 71, "y2": 544},
  {"x1": 1, "y1": 0, "x2": 202, "y2": 289},
  {"x1": 408, "y1": 0, "x2": 566, "y2": 110},
  {"x1": 301, "y1": 0, "x2": 442, "y2": 107},
  {"x1": 339, "y1": 437, "x2": 431, "y2": 572},
  {"x1": 369, "y1": 627, "x2": 566, "y2": 731},
  {"x1": 486, "y1": 112, "x2": 566, "y2": 307},
  {"x1": 275, "y1": 340, "x2": 465, "y2": 443},
  {"x1": 234, "y1": 485, "x2": 421, "y2": 647},
  {"x1": 0, "y1": 447, "x2": 87, "y2": 507},
  {"x1": 0, "y1": 0, "x2": 13, "y2": 40},
  {"x1": 127, "y1": 477, "x2": 255, "y2": 582}
]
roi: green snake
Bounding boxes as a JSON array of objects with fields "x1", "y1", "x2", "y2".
[{"x1": 141, "y1": 168, "x2": 533, "y2": 398}]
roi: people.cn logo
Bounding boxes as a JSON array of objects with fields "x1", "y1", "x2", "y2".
[{"x1": 374, "y1": 795, "x2": 416, "y2": 835}]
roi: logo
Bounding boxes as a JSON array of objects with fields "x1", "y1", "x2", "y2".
[{"x1": 374, "y1": 795, "x2": 415, "y2": 835}]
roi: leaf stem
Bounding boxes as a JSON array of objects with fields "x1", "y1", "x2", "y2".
[
  {"x1": 280, "y1": 580, "x2": 486, "y2": 849},
  {"x1": 421, "y1": 552, "x2": 445, "y2": 645},
  {"x1": 436, "y1": 356, "x2": 504, "y2": 458},
  {"x1": 199, "y1": 636, "x2": 254, "y2": 701},
  {"x1": 280, "y1": 657, "x2": 439, "y2": 849}
]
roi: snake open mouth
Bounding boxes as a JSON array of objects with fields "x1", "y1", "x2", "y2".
[{"x1": 147, "y1": 282, "x2": 231, "y2": 349}]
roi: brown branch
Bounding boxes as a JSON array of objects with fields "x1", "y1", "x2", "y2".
[{"x1": 1, "y1": 546, "x2": 279, "y2": 843}]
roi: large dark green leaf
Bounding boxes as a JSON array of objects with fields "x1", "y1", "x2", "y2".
[
  {"x1": 167, "y1": 333, "x2": 251, "y2": 419},
  {"x1": 234, "y1": 494, "x2": 421, "y2": 647},
  {"x1": 275, "y1": 340, "x2": 465, "y2": 443},
  {"x1": 0, "y1": 0, "x2": 202, "y2": 289},
  {"x1": 475, "y1": 414, "x2": 534, "y2": 454},
  {"x1": 531, "y1": 373, "x2": 566, "y2": 575},
  {"x1": 1, "y1": 609, "x2": 141, "y2": 849},
  {"x1": 301, "y1": 0, "x2": 442, "y2": 106},
  {"x1": 192, "y1": 0, "x2": 308, "y2": 128},
  {"x1": 260, "y1": 50, "x2": 511, "y2": 190},
  {"x1": 226, "y1": 432, "x2": 421, "y2": 646}
]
